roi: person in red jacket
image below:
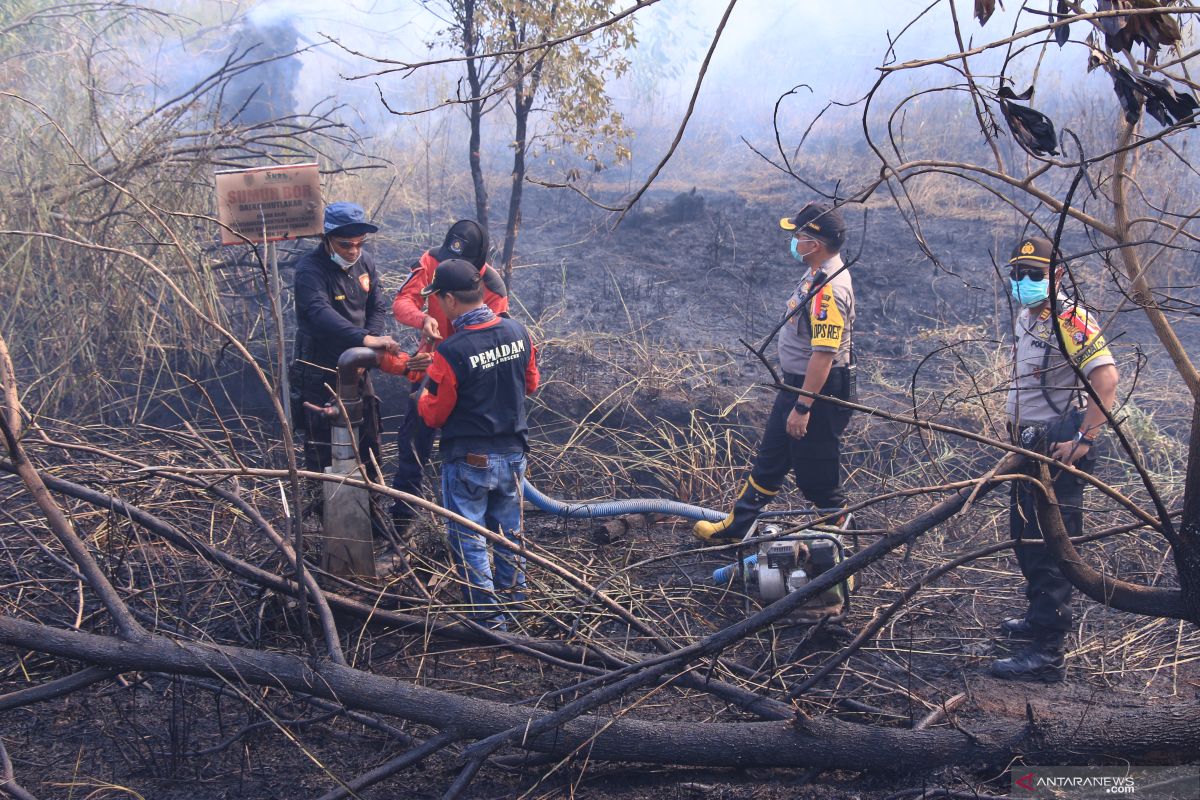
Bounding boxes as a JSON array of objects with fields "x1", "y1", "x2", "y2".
[
  {"x1": 416, "y1": 259, "x2": 539, "y2": 629},
  {"x1": 390, "y1": 219, "x2": 509, "y2": 527}
]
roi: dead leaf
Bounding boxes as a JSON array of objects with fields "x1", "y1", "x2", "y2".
[
  {"x1": 1055, "y1": 0, "x2": 1071, "y2": 47},
  {"x1": 975, "y1": 0, "x2": 998, "y2": 26},
  {"x1": 997, "y1": 86, "x2": 1059, "y2": 155}
]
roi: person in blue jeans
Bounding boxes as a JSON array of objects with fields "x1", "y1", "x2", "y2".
[{"x1": 417, "y1": 259, "x2": 540, "y2": 628}]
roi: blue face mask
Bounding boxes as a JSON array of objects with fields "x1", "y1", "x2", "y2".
[
  {"x1": 330, "y1": 250, "x2": 359, "y2": 270},
  {"x1": 1010, "y1": 276, "x2": 1050, "y2": 307},
  {"x1": 790, "y1": 237, "x2": 814, "y2": 262}
]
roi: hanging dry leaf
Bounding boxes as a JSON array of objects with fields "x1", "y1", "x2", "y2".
[
  {"x1": 997, "y1": 86, "x2": 1059, "y2": 155},
  {"x1": 1055, "y1": 0, "x2": 1071, "y2": 47},
  {"x1": 975, "y1": 0, "x2": 998, "y2": 26}
]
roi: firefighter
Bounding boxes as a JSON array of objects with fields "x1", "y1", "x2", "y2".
[
  {"x1": 390, "y1": 220, "x2": 509, "y2": 527},
  {"x1": 292, "y1": 202, "x2": 425, "y2": 478},
  {"x1": 416, "y1": 259, "x2": 539, "y2": 629}
]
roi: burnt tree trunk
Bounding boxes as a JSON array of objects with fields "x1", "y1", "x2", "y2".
[
  {"x1": 463, "y1": 0, "x2": 489, "y2": 230},
  {"x1": 1178, "y1": 401, "x2": 1200, "y2": 622},
  {"x1": 1, "y1": 616, "x2": 1197, "y2": 771},
  {"x1": 499, "y1": 14, "x2": 548, "y2": 290},
  {"x1": 500, "y1": 92, "x2": 528, "y2": 289}
]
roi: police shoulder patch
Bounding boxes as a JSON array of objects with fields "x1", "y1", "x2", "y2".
[{"x1": 1059, "y1": 306, "x2": 1098, "y2": 335}]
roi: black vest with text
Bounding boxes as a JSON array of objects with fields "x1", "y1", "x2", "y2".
[{"x1": 436, "y1": 316, "x2": 533, "y2": 460}]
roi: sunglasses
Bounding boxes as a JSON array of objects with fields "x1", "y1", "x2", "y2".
[{"x1": 1009, "y1": 265, "x2": 1047, "y2": 281}]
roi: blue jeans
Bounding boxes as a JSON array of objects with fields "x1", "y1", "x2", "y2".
[{"x1": 441, "y1": 451, "x2": 527, "y2": 627}]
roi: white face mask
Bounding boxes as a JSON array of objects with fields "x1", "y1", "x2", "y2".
[{"x1": 330, "y1": 249, "x2": 359, "y2": 270}]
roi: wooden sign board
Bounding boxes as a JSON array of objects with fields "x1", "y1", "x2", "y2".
[{"x1": 214, "y1": 162, "x2": 323, "y2": 245}]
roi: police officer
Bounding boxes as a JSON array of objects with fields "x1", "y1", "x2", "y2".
[
  {"x1": 292, "y1": 202, "x2": 407, "y2": 477},
  {"x1": 995, "y1": 235, "x2": 1119, "y2": 681},
  {"x1": 695, "y1": 202, "x2": 855, "y2": 543}
]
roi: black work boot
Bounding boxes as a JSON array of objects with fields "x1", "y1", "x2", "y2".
[
  {"x1": 991, "y1": 633, "x2": 1065, "y2": 682},
  {"x1": 693, "y1": 478, "x2": 778, "y2": 543},
  {"x1": 998, "y1": 617, "x2": 1037, "y2": 638}
]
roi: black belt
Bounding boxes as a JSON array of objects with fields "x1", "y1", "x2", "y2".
[{"x1": 783, "y1": 364, "x2": 849, "y2": 385}]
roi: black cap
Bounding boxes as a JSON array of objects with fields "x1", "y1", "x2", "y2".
[
  {"x1": 1008, "y1": 236, "x2": 1057, "y2": 267},
  {"x1": 435, "y1": 219, "x2": 489, "y2": 269},
  {"x1": 779, "y1": 202, "x2": 846, "y2": 250},
  {"x1": 420, "y1": 259, "x2": 483, "y2": 296}
]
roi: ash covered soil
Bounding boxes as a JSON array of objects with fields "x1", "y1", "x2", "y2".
[{"x1": 3, "y1": 186, "x2": 1197, "y2": 799}]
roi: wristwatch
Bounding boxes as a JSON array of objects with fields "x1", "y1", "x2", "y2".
[
  {"x1": 1074, "y1": 430, "x2": 1097, "y2": 445},
  {"x1": 794, "y1": 400, "x2": 812, "y2": 415}
]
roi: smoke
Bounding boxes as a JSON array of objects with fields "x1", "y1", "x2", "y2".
[
  {"x1": 221, "y1": 9, "x2": 302, "y2": 124},
  {"x1": 117, "y1": 1, "x2": 1199, "y2": 204}
]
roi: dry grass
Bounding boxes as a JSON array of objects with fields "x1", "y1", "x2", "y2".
[{"x1": 1, "y1": 6, "x2": 1198, "y2": 799}]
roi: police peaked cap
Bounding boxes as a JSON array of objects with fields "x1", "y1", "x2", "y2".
[
  {"x1": 1008, "y1": 236, "x2": 1061, "y2": 267},
  {"x1": 779, "y1": 202, "x2": 846, "y2": 250}
]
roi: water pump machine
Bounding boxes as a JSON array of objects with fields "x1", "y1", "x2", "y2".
[{"x1": 713, "y1": 518, "x2": 852, "y2": 622}]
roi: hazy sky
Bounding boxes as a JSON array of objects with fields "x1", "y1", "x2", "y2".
[
  {"x1": 264, "y1": 0, "x2": 1122, "y2": 136},
  {"x1": 160, "y1": 0, "x2": 1191, "y2": 191},
  {"x1": 258, "y1": 0, "x2": 1098, "y2": 113}
]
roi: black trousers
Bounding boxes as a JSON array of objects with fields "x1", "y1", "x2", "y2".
[
  {"x1": 1009, "y1": 452, "x2": 1091, "y2": 632},
  {"x1": 749, "y1": 368, "x2": 852, "y2": 511},
  {"x1": 292, "y1": 363, "x2": 382, "y2": 479},
  {"x1": 390, "y1": 385, "x2": 437, "y2": 500}
]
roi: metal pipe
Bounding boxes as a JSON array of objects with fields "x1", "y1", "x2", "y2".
[
  {"x1": 334, "y1": 347, "x2": 379, "y2": 426},
  {"x1": 322, "y1": 346, "x2": 380, "y2": 578}
]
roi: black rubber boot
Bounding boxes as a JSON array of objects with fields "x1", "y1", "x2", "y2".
[
  {"x1": 693, "y1": 478, "x2": 779, "y2": 543},
  {"x1": 999, "y1": 617, "x2": 1037, "y2": 638},
  {"x1": 991, "y1": 633, "x2": 1065, "y2": 682}
]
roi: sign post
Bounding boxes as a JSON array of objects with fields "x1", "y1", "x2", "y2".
[
  {"x1": 214, "y1": 162, "x2": 331, "y2": 625},
  {"x1": 214, "y1": 162, "x2": 323, "y2": 245},
  {"x1": 214, "y1": 162, "x2": 323, "y2": 427}
]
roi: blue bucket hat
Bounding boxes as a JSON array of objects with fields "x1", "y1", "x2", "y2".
[{"x1": 323, "y1": 202, "x2": 379, "y2": 237}]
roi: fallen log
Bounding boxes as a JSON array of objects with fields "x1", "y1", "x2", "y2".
[{"x1": 0, "y1": 615, "x2": 1195, "y2": 771}]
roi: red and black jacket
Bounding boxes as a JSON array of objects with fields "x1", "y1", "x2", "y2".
[
  {"x1": 418, "y1": 315, "x2": 539, "y2": 461},
  {"x1": 393, "y1": 250, "x2": 509, "y2": 381}
]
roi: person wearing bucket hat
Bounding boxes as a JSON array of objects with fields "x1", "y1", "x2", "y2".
[
  {"x1": 390, "y1": 220, "x2": 510, "y2": 528},
  {"x1": 694, "y1": 201, "x2": 856, "y2": 545},
  {"x1": 992, "y1": 234, "x2": 1120, "y2": 682},
  {"x1": 291, "y1": 202, "x2": 416, "y2": 481},
  {"x1": 416, "y1": 258, "x2": 539, "y2": 629}
]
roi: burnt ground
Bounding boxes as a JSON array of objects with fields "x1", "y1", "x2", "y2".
[{"x1": 1, "y1": 185, "x2": 1198, "y2": 799}]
